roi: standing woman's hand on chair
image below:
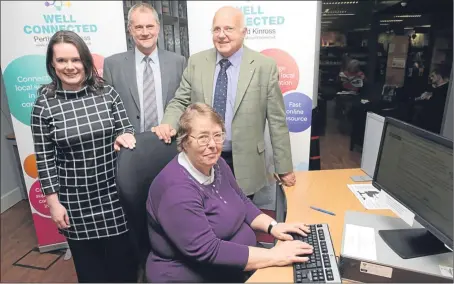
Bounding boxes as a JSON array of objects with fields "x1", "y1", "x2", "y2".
[{"x1": 114, "y1": 133, "x2": 136, "y2": 151}]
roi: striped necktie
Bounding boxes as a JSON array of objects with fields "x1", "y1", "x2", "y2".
[{"x1": 143, "y1": 56, "x2": 158, "y2": 131}]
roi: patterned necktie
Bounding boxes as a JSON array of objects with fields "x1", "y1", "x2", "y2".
[
  {"x1": 143, "y1": 56, "x2": 158, "y2": 131},
  {"x1": 213, "y1": 59, "x2": 232, "y2": 121}
]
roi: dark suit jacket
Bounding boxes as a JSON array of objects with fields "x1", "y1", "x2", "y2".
[{"x1": 103, "y1": 48, "x2": 186, "y2": 132}]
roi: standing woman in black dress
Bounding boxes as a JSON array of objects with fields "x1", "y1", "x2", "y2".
[{"x1": 31, "y1": 30, "x2": 137, "y2": 283}]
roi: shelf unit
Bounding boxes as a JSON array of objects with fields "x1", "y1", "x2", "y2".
[
  {"x1": 429, "y1": 30, "x2": 453, "y2": 72},
  {"x1": 122, "y1": 0, "x2": 190, "y2": 58}
]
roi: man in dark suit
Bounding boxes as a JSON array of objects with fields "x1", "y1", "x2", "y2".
[
  {"x1": 103, "y1": 3, "x2": 186, "y2": 133},
  {"x1": 413, "y1": 66, "x2": 451, "y2": 134}
]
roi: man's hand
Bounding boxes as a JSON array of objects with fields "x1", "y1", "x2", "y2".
[
  {"x1": 279, "y1": 172, "x2": 296, "y2": 187},
  {"x1": 151, "y1": 124, "x2": 177, "y2": 144},
  {"x1": 416, "y1": 92, "x2": 433, "y2": 101}
]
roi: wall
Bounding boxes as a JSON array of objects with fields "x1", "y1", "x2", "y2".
[
  {"x1": 441, "y1": 68, "x2": 453, "y2": 140},
  {"x1": 1, "y1": 72, "x2": 24, "y2": 213}
]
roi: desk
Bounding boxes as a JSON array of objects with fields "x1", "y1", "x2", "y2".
[{"x1": 248, "y1": 169, "x2": 395, "y2": 283}]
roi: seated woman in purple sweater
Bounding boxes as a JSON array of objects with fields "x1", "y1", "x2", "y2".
[{"x1": 146, "y1": 103, "x2": 313, "y2": 283}]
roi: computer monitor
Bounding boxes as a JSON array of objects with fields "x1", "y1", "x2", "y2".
[
  {"x1": 361, "y1": 112, "x2": 385, "y2": 178},
  {"x1": 372, "y1": 117, "x2": 453, "y2": 259}
]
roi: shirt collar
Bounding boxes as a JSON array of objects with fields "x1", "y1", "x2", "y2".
[
  {"x1": 135, "y1": 46, "x2": 159, "y2": 65},
  {"x1": 437, "y1": 81, "x2": 448, "y2": 88},
  {"x1": 178, "y1": 152, "x2": 215, "y2": 185},
  {"x1": 216, "y1": 46, "x2": 243, "y2": 68}
]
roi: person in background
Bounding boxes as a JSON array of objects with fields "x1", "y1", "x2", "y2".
[
  {"x1": 103, "y1": 3, "x2": 186, "y2": 133},
  {"x1": 152, "y1": 6, "x2": 295, "y2": 199},
  {"x1": 413, "y1": 66, "x2": 451, "y2": 134},
  {"x1": 340, "y1": 53, "x2": 351, "y2": 73},
  {"x1": 31, "y1": 30, "x2": 137, "y2": 283},
  {"x1": 338, "y1": 59, "x2": 365, "y2": 94},
  {"x1": 146, "y1": 103, "x2": 313, "y2": 283}
]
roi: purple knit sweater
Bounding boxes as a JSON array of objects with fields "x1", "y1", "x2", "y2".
[{"x1": 145, "y1": 156, "x2": 262, "y2": 282}]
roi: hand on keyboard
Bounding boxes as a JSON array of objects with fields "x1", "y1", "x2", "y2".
[
  {"x1": 270, "y1": 240, "x2": 313, "y2": 266},
  {"x1": 270, "y1": 222, "x2": 311, "y2": 241},
  {"x1": 292, "y1": 224, "x2": 340, "y2": 283}
]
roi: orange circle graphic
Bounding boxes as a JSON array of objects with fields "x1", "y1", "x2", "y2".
[
  {"x1": 24, "y1": 154, "x2": 38, "y2": 178},
  {"x1": 260, "y1": 48, "x2": 300, "y2": 95}
]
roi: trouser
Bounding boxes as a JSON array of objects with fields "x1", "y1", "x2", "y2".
[
  {"x1": 221, "y1": 151, "x2": 255, "y2": 201},
  {"x1": 66, "y1": 231, "x2": 137, "y2": 283}
]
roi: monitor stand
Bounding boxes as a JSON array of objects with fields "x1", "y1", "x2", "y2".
[{"x1": 379, "y1": 228, "x2": 450, "y2": 259}]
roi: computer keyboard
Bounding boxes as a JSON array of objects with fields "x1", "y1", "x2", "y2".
[{"x1": 291, "y1": 224, "x2": 341, "y2": 283}]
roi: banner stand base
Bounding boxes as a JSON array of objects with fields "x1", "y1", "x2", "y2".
[{"x1": 38, "y1": 241, "x2": 68, "y2": 253}]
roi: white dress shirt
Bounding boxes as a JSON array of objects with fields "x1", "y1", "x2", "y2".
[{"x1": 135, "y1": 47, "x2": 163, "y2": 132}]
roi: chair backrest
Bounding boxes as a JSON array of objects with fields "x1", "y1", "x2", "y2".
[{"x1": 116, "y1": 132, "x2": 178, "y2": 266}]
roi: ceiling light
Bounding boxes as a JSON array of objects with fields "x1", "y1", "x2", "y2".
[
  {"x1": 380, "y1": 19, "x2": 404, "y2": 23},
  {"x1": 324, "y1": 10, "x2": 347, "y2": 14},
  {"x1": 322, "y1": 13, "x2": 355, "y2": 16},
  {"x1": 324, "y1": 1, "x2": 358, "y2": 4},
  {"x1": 394, "y1": 14, "x2": 422, "y2": 18}
]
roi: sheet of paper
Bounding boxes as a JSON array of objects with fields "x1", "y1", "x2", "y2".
[
  {"x1": 378, "y1": 190, "x2": 415, "y2": 226},
  {"x1": 343, "y1": 224, "x2": 377, "y2": 261},
  {"x1": 347, "y1": 184, "x2": 388, "y2": 210},
  {"x1": 388, "y1": 43, "x2": 395, "y2": 53},
  {"x1": 439, "y1": 265, "x2": 453, "y2": 278}
]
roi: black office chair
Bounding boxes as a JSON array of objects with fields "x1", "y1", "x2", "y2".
[{"x1": 116, "y1": 132, "x2": 178, "y2": 280}]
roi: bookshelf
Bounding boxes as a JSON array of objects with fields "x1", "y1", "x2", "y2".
[
  {"x1": 122, "y1": 0, "x2": 190, "y2": 58},
  {"x1": 430, "y1": 31, "x2": 453, "y2": 73}
]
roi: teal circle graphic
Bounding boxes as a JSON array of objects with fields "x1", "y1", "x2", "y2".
[{"x1": 3, "y1": 55, "x2": 50, "y2": 126}]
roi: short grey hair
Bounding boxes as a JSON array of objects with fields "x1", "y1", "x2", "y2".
[
  {"x1": 127, "y1": 3, "x2": 160, "y2": 27},
  {"x1": 176, "y1": 103, "x2": 226, "y2": 152}
]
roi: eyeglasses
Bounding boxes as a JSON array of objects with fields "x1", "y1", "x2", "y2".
[
  {"x1": 190, "y1": 132, "x2": 226, "y2": 146},
  {"x1": 211, "y1": 27, "x2": 235, "y2": 35}
]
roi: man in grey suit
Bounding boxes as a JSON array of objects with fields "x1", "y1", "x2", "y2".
[
  {"x1": 103, "y1": 3, "x2": 186, "y2": 133},
  {"x1": 152, "y1": 6, "x2": 296, "y2": 198}
]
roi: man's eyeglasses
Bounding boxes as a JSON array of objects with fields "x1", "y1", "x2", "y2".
[
  {"x1": 211, "y1": 27, "x2": 235, "y2": 35},
  {"x1": 190, "y1": 132, "x2": 226, "y2": 146}
]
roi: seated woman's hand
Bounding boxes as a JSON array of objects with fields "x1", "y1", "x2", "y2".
[
  {"x1": 270, "y1": 240, "x2": 313, "y2": 266},
  {"x1": 114, "y1": 133, "x2": 136, "y2": 151},
  {"x1": 271, "y1": 223, "x2": 310, "y2": 241}
]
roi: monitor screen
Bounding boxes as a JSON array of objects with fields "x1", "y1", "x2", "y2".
[
  {"x1": 361, "y1": 112, "x2": 385, "y2": 178},
  {"x1": 374, "y1": 119, "x2": 453, "y2": 247}
]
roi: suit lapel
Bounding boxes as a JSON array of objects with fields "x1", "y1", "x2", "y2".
[
  {"x1": 123, "y1": 51, "x2": 140, "y2": 110},
  {"x1": 158, "y1": 49, "x2": 170, "y2": 106},
  {"x1": 234, "y1": 47, "x2": 255, "y2": 117},
  {"x1": 202, "y1": 49, "x2": 217, "y2": 106}
]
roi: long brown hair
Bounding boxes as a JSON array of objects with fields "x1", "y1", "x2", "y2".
[{"x1": 38, "y1": 30, "x2": 104, "y2": 95}]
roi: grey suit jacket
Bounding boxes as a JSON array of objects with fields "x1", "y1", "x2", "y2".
[
  {"x1": 103, "y1": 48, "x2": 186, "y2": 132},
  {"x1": 161, "y1": 46, "x2": 293, "y2": 195}
]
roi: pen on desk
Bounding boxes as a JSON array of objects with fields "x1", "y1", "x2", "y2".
[{"x1": 310, "y1": 206, "x2": 336, "y2": 216}]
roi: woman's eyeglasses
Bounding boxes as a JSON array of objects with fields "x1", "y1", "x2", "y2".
[{"x1": 190, "y1": 132, "x2": 226, "y2": 146}]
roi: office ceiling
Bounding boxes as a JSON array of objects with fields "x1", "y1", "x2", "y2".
[{"x1": 320, "y1": 0, "x2": 448, "y2": 32}]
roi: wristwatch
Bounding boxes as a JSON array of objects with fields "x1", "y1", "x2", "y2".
[{"x1": 267, "y1": 220, "x2": 278, "y2": 234}]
